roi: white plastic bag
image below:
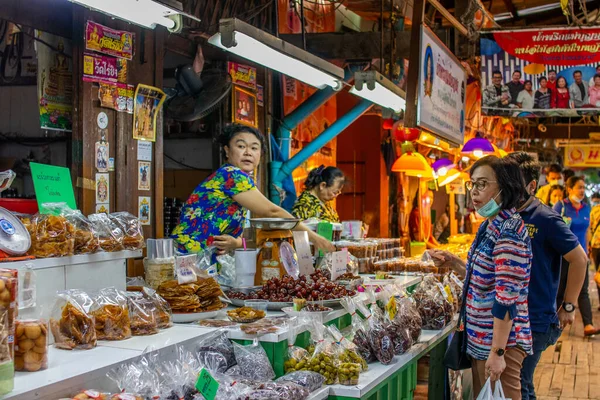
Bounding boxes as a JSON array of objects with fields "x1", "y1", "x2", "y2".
[
  {"x1": 476, "y1": 378, "x2": 493, "y2": 400},
  {"x1": 476, "y1": 378, "x2": 509, "y2": 400},
  {"x1": 493, "y1": 380, "x2": 509, "y2": 400}
]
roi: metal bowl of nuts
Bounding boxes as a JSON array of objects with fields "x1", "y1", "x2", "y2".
[{"x1": 227, "y1": 306, "x2": 266, "y2": 323}]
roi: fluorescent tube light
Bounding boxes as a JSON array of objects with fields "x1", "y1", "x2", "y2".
[
  {"x1": 350, "y1": 71, "x2": 406, "y2": 113},
  {"x1": 208, "y1": 18, "x2": 344, "y2": 90},
  {"x1": 69, "y1": 0, "x2": 200, "y2": 30}
]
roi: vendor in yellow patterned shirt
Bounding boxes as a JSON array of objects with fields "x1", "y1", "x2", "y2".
[{"x1": 292, "y1": 165, "x2": 346, "y2": 223}]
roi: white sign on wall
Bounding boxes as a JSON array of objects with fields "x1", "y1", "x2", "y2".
[{"x1": 417, "y1": 25, "x2": 467, "y2": 146}]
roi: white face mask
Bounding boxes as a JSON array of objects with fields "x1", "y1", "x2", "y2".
[
  {"x1": 571, "y1": 194, "x2": 585, "y2": 203},
  {"x1": 548, "y1": 178, "x2": 564, "y2": 186}
]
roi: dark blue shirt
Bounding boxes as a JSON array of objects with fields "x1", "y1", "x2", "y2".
[
  {"x1": 520, "y1": 199, "x2": 580, "y2": 333},
  {"x1": 553, "y1": 199, "x2": 591, "y2": 252}
]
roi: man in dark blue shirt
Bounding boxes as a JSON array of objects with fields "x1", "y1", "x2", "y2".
[{"x1": 507, "y1": 153, "x2": 588, "y2": 400}]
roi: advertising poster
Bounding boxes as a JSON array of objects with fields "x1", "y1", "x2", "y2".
[
  {"x1": 95, "y1": 173, "x2": 109, "y2": 204},
  {"x1": 133, "y1": 84, "x2": 166, "y2": 142},
  {"x1": 564, "y1": 144, "x2": 600, "y2": 167},
  {"x1": 481, "y1": 27, "x2": 600, "y2": 116},
  {"x1": 138, "y1": 161, "x2": 151, "y2": 191},
  {"x1": 417, "y1": 26, "x2": 467, "y2": 146},
  {"x1": 228, "y1": 62, "x2": 257, "y2": 90},
  {"x1": 99, "y1": 83, "x2": 134, "y2": 113},
  {"x1": 232, "y1": 86, "x2": 258, "y2": 128},
  {"x1": 36, "y1": 31, "x2": 73, "y2": 131},
  {"x1": 85, "y1": 21, "x2": 134, "y2": 60},
  {"x1": 138, "y1": 196, "x2": 151, "y2": 225},
  {"x1": 83, "y1": 53, "x2": 119, "y2": 84}
]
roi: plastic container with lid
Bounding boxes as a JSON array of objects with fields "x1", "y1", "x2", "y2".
[{"x1": 0, "y1": 207, "x2": 31, "y2": 256}]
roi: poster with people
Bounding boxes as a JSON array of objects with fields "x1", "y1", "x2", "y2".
[
  {"x1": 133, "y1": 84, "x2": 166, "y2": 142},
  {"x1": 232, "y1": 86, "x2": 258, "y2": 128},
  {"x1": 417, "y1": 26, "x2": 467, "y2": 146},
  {"x1": 481, "y1": 27, "x2": 600, "y2": 117}
]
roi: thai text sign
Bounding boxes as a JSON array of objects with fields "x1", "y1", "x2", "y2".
[
  {"x1": 481, "y1": 27, "x2": 600, "y2": 116},
  {"x1": 30, "y1": 162, "x2": 76, "y2": 212},
  {"x1": 565, "y1": 144, "x2": 600, "y2": 167},
  {"x1": 417, "y1": 25, "x2": 467, "y2": 146},
  {"x1": 85, "y1": 21, "x2": 134, "y2": 60},
  {"x1": 83, "y1": 53, "x2": 118, "y2": 84}
]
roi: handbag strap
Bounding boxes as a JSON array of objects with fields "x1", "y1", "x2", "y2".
[{"x1": 458, "y1": 220, "x2": 490, "y2": 324}]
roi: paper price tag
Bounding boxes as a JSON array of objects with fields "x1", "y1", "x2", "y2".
[
  {"x1": 196, "y1": 368, "x2": 219, "y2": 400},
  {"x1": 386, "y1": 296, "x2": 397, "y2": 321},
  {"x1": 331, "y1": 249, "x2": 348, "y2": 281},
  {"x1": 444, "y1": 285, "x2": 454, "y2": 303},
  {"x1": 292, "y1": 231, "x2": 314, "y2": 276},
  {"x1": 176, "y1": 254, "x2": 198, "y2": 284}
]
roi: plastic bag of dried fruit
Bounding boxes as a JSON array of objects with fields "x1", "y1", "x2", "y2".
[
  {"x1": 382, "y1": 295, "x2": 412, "y2": 355},
  {"x1": 109, "y1": 212, "x2": 144, "y2": 250},
  {"x1": 124, "y1": 292, "x2": 158, "y2": 336},
  {"x1": 141, "y1": 286, "x2": 173, "y2": 329},
  {"x1": 196, "y1": 329, "x2": 236, "y2": 372},
  {"x1": 106, "y1": 353, "x2": 160, "y2": 399},
  {"x1": 49, "y1": 289, "x2": 97, "y2": 350},
  {"x1": 327, "y1": 324, "x2": 367, "y2": 372},
  {"x1": 92, "y1": 287, "x2": 132, "y2": 341},
  {"x1": 71, "y1": 390, "x2": 111, "y2": 399},
  {"x1": 14, "y1": 303, "x2": 49, "y2": 372},
  {"x1": 340, "y1": 296, "x2": 375, "y2": 363},
  {"x1": 28, "y1": 206, "x2": 75, "y2": 258},
  {"x1": 88, "y1": 213, "x2": 125, "y2": 252},
  {"x1": 396, "y1": 295, "x2": 422, "y2": 344},
  {"x1": 412, "y1": 274, "x2": 454, "y2": 330},
  {"x1": 356, "y1": 300, "x2": 394, "y2": 365},
  {"x1": 304, "y1": 320, "x2": 341, "y2": 385},
  {"x1": 232, "y1": 338, "x2": 276, "y2": 381},
  {"x1": 46, "y1": 203, "x2": 100, "y2": 255},
  {"x1": 283, "y1": 316, "x2": 310, "y2": 374}
]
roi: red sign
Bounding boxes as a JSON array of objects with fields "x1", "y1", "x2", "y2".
[
  {"x1": 83, "y1": 53, "x2": 119, "y2": 84},
  {"x1": 85, "y1": 21, "x2": 134, "y2": 60},
  {"x1": 492, "y1": 27, "x2": 600, "y2": 66}
]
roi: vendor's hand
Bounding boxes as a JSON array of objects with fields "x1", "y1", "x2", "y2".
[
  {"x1": 485, "y1": 352, "x2": 506, "y2": 382},
  {"x1": 557, "y1": 307, "x2": 574, "y2": 330},
  {"x1": 213, "y1": 235, "x2": 241, "y2": 255},
  {"x1": 310, "y1": 233, "x2": 335, "y2": 253}
]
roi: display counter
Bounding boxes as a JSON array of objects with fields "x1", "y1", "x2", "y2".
[
  {"x1": 5, "y1": 250, "x2": 142, "y2": 321},
  {"x1": 4, "y1": 322, "x2": 454, "y2": 400}
]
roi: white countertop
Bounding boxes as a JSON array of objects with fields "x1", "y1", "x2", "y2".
[{"x1": 4, "y1": 250, "x2": 143, "y2": 270}]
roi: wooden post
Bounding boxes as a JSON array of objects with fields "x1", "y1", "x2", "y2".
[
  {"x1": 450, "y1": 193, "x2": 457, "y2": 236},
  {"x1": 403, "y1": 0, "x2": 426, "y2": 129}
]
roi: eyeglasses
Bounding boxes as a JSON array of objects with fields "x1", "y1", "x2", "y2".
[{"x1": 465, "y1": 180, "x2": 497, "y2": 192}]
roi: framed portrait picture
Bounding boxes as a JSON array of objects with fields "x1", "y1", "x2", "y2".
[{"x1": 232, "y1": 86, "x2": 258, "y2": 128}]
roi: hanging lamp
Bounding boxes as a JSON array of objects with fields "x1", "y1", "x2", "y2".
[
  {"x1": 461, "y1": 137, "x2": 494, "y2": 159},
  {"x1": 432, "y1": 158, "x2": 456, "y2": 178}
]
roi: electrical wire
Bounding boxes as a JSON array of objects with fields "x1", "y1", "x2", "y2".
[{"x1": 164, "y1": 153, "x2": 205, "y2": 170}]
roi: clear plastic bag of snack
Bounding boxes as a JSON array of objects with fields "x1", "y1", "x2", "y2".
[
  {"x1": 413, "y1": 274, "x2": 454, "y2": 330},
  {"x1": 109, "y1": 212, "x2": 144, "y2": 250},
  {"x1": 232, "y1": 338, "x2": 275, "y2": 381},
  {"x1": 284, "y1": 317, "x2": 309, "y2": 374},
  {"x1": 196, "y1": 329, "x2": 236, "y2": 371},
  {"x1": 88, "y1": 213, "x2": 125, "y2": 252},
  {"x1": 276, "y1": 371, "x2": 326, "y2": 393},
  {"x1": 125, "y1": 292, "x2": 159, "y2": 336},
  {"x1": 141, "y1": 286, "x2": 173, "y2": 329},
  {"x1": 71, "y1": 390, "x2": 111, "y2": 399},
  {"x1": 92, "y1": 287, "x2": 132, "y2": 341},
  {"x1": 327, "y1": 324, "x2": 367, "y2": 371},
  {"x1": 28, "y1": 211, "x2": 75, "y2": 258},
  {"x1": 252, "y1": 381, "x2": 309, "y2": 400},
  {"x1": 383, "y1": 296, "x2": 412, "y2": 355},
  {"x1": 396, "y1": 296, "x2": 422, "y2": 344},
  {"x1": 49, "y1": 289, "x2": 97, "y2": 350},
  {"x1": 356, "y1": 300, "x2": 394, "y2": 365},
  {"x1": 126, "y1": 276, "x2": 148, "y2": 290},
  {"x1": 61, "y1": 207, "x2": 100, "y2": 255},
  {"x1": 448, "y1": 272, "x2": 464, "y2": 307},
  {"x1": 216, "y1": 253, "x2": 236, "y2": 287},
  {"x1": 305, "y1": 321, "x2": 340, "y2": 385},
  {"x1": 340, "y1": 296, "x2": 375, "y2": 363},
  {"x1": 14, "y1": 313, "x2": 49, "y2": 372},
  {"x1": 157, "y1": 359, "x2": 198, "y2": 400},
  {"x1": 106, "y1": 353, "x2": 160, "y2": 399}
]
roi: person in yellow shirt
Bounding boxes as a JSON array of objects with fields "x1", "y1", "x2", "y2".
[
  {"x1": 536, "y1": 163, "x2": 563, "y2": 204},
  {"x1": 292, "y1": 166, "x2": 345, "y2": 223},
  {"x1": 588, "y1": 192, "x2": 600, "y2": 308}
]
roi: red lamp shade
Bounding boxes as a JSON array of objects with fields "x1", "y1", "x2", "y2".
[
  {"x1": 393, "y1": 127, "x2": 420, "y2": 142},
  {"x1": 382, "y1": 119, "x2": 395, "y2": 130}
]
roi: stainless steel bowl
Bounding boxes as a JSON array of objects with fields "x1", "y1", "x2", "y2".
[{"x1": 250, "y1": 218, "x2": 300, "y2": 230}]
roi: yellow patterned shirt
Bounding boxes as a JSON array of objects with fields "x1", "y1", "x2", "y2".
[
  {"x1": 292, "y1": 191, "x2": 340, "y2": 223},
  {"x1": 590, "y1": 204, "x2": 600, "y2": 249}
]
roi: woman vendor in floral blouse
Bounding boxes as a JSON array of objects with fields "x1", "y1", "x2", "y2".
[
  {"x1": 292, "y1": 166, "x2": 346, "y2": 223},
  {"x1": 171, "y1": 124, "x2": 334, "y2": 256}
]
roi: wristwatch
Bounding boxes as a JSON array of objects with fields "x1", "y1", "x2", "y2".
[
  {"x1": 491, "y1": 347, "x2": 505, "y2": 356},
  {"x1": 562, "y1": 302, "x2": 576, "y2": 313}
]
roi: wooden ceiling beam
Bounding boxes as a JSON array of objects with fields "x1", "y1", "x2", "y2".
[{"x1": 501, "y1": 0, "x2": 519, "y2": 20}]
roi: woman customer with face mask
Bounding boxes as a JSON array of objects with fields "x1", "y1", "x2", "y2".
[
  {"x1": 554, "y1": 176, "x2": 600, "y2": 336},
  {"x1": 461, "y1": 156, "x2": 533, "y2": 399}
]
